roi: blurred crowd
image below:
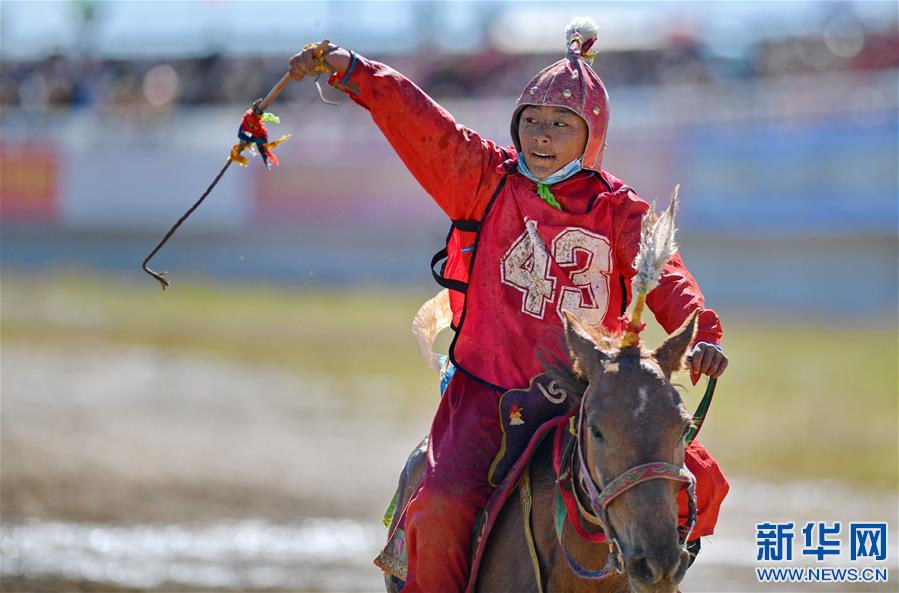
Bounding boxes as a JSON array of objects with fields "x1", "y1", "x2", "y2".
[{"x1": 1, "y1": 19, "x2": 897, "y2": 113}]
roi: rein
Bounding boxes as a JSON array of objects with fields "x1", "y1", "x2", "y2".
[{"x1": 553, "y1": 378, "x2": 717, "y2": 581}]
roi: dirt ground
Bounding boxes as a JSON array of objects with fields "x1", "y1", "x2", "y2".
[{"x1": 1, "y1": 340, "x2": 429, "y2": 524}]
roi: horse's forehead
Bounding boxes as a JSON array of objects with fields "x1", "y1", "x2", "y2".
[
  {"x1": 602, "y1": 355, "x2": 665, "y2": 381},
  {"x1": 594, "y1": 356, "x2": 680, "y2": 412}
]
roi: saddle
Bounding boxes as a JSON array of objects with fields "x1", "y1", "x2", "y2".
[{"x1": 374, "y1": 372, "x2": 576, "y2": 587}]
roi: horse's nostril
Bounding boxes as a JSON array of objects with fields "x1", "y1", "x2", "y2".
[
  {"x1": 628, "y1": 551, "x2": 683, "y2": 585},
  {"x1": 627, "y1": 555, "x2": 660, "y2": 584}
]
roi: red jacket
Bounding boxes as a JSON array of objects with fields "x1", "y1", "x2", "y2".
[{"x1": 330, "y1": 56, "x2": 722, "y2": 389}]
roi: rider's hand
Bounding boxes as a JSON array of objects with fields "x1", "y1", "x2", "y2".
[
  {"x1": 687, "y1": 342, "x2": 728, "y2": 383},
  {"x1": 289, "y1": 42, "x2": 351, "y2": 81}
]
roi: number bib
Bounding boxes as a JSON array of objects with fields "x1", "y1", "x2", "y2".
[{"x1": 450, "y1": 174, "x2": 636, "y2": 391}]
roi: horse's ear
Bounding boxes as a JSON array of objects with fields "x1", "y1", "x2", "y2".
[
  {"x1": 563, "y1": 311, "x2": 611, "y2": 379},
  {"x1": 654, "y1": 309, "x2": 699, "y2": 378}
]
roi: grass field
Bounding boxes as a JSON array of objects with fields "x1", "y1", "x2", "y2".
[{"x1": 2, "y1": 272, "x2": 896, "y2": 491}]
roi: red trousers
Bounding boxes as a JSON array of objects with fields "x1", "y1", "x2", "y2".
[
  {"x1": 402, "y1": 372, "x2": 729, "y2": 592},
  {"x1": 402, "y1": 373, "x2": 503, "y2": 592}
]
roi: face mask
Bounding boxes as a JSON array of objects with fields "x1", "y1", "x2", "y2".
[{"x1": 517, "y1": 155, "x2": 583, "y2": 186}]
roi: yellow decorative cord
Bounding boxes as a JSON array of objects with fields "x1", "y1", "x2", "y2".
[
  {"x1": 303, "y1": 40, "x2": 339, "y2": 105},
  {"x1": 303, "y1": 41, "x2": 333, "y2": 75},
  {"x1": 518, "y1": 468, "x2": 544, "y2": 593},
  {"x1": 229, "y1": 145, "x2": 249, "y2": 167},
  {"x1": 263, "y1": 134, "x2": 291, "y2": 152},
  {"x1": 619, "y1": 293, "x2": 647, "y2": 348}
]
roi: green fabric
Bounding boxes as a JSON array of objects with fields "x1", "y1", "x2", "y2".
[
  {"x1": 536, "y1": 183, "x2": 562, "y2": 210},
  {"x1": 261, "y1": 112, "x2": 280, "y2": 124},
  {"x1": 554, "y1": 488, "x2": 567, "y2": 541},
  {"x1": 383, "y1": 491, "x2": 398, "y2": 529}
]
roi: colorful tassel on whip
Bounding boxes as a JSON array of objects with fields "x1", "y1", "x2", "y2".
[
  {"x1": 620, "y1": 185, "x2": 680, "y2": 347},
  {"x1": 230, "y1": 109, "x2": 290, "y2": 169}
]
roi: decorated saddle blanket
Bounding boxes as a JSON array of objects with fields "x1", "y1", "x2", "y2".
[{"x1": 374, "y1": 372, "x2": 577, "y2": 587}]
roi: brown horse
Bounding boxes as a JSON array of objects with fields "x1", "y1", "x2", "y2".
[{"x1": 386, "y1": 310, "x2": 700, "y2": 593}]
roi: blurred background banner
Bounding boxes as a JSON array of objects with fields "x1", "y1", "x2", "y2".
[{"x1": 1, "y1": 1, "x2": 897, "y2": 592}]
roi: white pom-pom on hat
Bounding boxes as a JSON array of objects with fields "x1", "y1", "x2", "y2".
[
  {"x1": 565, "y1": 16, "x2": 599, "y2": 63},
  {"x1": 565, "y1": 16, "x2": 599, "y2": 45}
]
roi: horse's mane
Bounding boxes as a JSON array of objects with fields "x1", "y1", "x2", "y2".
[
  {"x1": 542, "y1": 327, "x2": 652, "y2": 405},
  {"x1": 545, "y1": 358, "x2": 589, "y2": 403}
]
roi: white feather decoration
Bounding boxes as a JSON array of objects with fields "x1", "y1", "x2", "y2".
[
  {"x1": 633, "y1": 185, "x2": 680, "y2": 296},
  {"x1": 565, "y1": 16, "x2": 599, "y2": 47},
  {"x1": 411, "y1": 289, "x2": 452, "y2": 374}
]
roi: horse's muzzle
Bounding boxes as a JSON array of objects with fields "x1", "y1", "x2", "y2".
[{"x1": 626, "y1": 546, "x2": 690, "y2": 593}]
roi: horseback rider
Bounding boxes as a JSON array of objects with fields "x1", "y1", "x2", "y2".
[{"x1": 290, "y1": 17, "x2": 729, "y2": 592}]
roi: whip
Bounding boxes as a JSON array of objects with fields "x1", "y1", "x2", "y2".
[{"x1": 141, "y1": 40, "x2": 334, "y2": 290}]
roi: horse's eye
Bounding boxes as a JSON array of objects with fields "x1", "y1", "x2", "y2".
[{"x1": 590, "y1": 426, "x2": 604, "y2": 442}]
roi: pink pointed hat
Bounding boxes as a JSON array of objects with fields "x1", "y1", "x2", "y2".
[{"x1": 510, "y1": 17, "x2": 610, "y2": 173}]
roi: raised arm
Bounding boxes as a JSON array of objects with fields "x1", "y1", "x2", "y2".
[{"x1": 289, "y1": 43, "x2": 510, "y2": 221}]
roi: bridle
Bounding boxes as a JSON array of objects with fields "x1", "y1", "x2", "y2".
[{"x1": 555, "y1": 386, "x2": 698, "y2": 581}]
